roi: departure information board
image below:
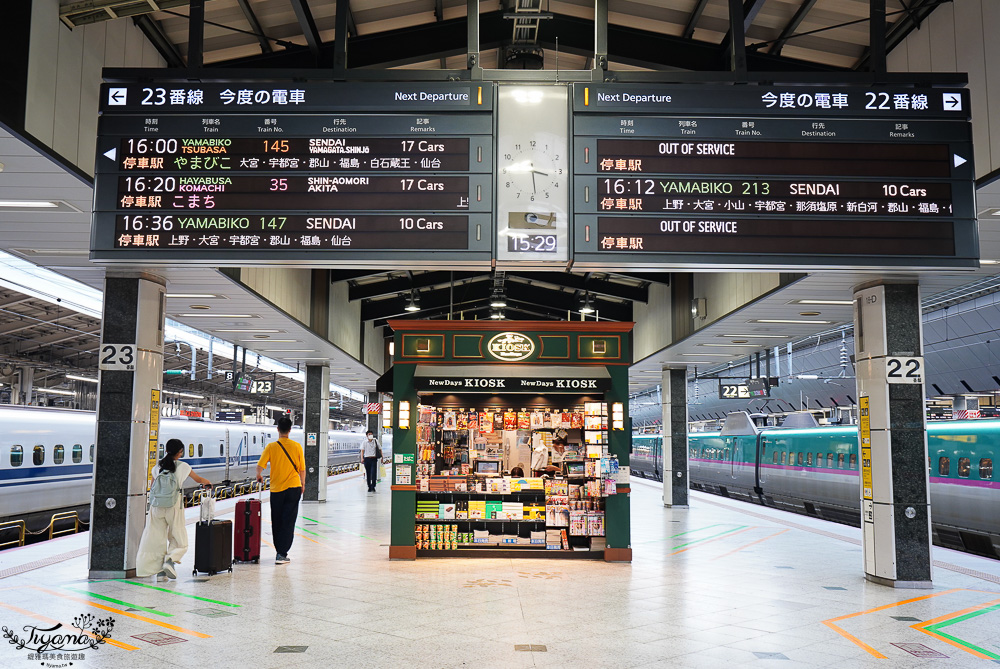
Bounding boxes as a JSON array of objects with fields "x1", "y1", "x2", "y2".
[
  {"x1": 91, "y1": 82, "x2": 494, "y2": 266},
  {"x1": 572, "y1": 84, "x2": 978, "y2": 270}
]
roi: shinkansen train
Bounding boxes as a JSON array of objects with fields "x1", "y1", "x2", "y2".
[
  {"x1": 0, "y1": 405, "x2": 392, "y2": 534},
  {"x1": 631, "y1": 412, "x2": 1000, "y2": 558}
]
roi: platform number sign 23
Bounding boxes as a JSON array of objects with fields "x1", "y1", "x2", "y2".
[
  {"x1": 885, "y1": 356, "x2": 924, "y2": 384},
  {"x1": 99, "y1": 343, "x2": 137, "y2": 371}
]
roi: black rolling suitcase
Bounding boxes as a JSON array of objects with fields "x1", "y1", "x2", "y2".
[{"x1": 193, "y1": 520, "x2": 233, "y2": 576}]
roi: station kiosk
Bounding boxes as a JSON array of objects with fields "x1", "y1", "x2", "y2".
[{"x1": 386, "y1": 320, "x2": 634, "y2": 562}]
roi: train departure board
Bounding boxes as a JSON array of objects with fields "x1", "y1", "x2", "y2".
[
  {"x1": 91, "y1": 81, "x2": 494, "y2": 266},
  {"x1": 572, "y1": 84, "x2": 978, "y2": 270}
]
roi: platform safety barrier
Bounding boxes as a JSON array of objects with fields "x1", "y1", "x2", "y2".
[
  {"x1": 48, "y1": 512, "x2": 80, "y2": 540},
  {"x1": 0, "y1": 519, "x2": 26, "y2": 549}
]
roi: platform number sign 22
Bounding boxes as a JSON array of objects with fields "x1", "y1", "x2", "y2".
[
  {"x1": 99, "y1": 343, "x2": 137, "y2": 371},
  {"x1": 885, "y1": 356, "x2": 924, "y2": 384}
]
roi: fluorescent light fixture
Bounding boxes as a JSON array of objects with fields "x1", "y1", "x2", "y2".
[
  {"x1": 66, "y1": 374, "x2": 98, "y2": 383},
  {"x1": 792, "y1": 299, "x2": 854, "y2": 306},
  {"x1": 0, "y1": 200, "x2": 58, "y2": 208},
  {"x1": 681, "y1": 353, "x2": 733, "y2": 357},
  {"x1": 720, "y1": 334, "x2": 791, "y2": 338},
  {"x1": 265, "y1": 405, "x2": 287, "y2": 411},
  {"x1": 677, "y1": 361, "x2": 717, "y2": 365},
  {"x1": 176, "y1": 313, "x2": 256, "y2": 318},
  {"x1": 162, "y1": 390, "x2": 205, "y2": 399},
  {"x1": 240, "y1": 339, "x2": 299, "y2": 343},
  {"x1": 750, "y1": 319, "x2": 833, "y2": 324},
  {"x1": 215, "y1": 329, "x2": 283, "y2": 333},
  {"x1": 259, "y1": 349, "x2": 317, "y2": 353},
  {"x1": 797, "y1": 374, "x2": 820, "y2": 379},
  {"x1": 699, "y1": 343, "x2": 757, "y2": 347},
  {"x1": 166, "y1": 294, "x2": 222, "y2": 299},
  {"x1": 219, "y1": 399, "x2": 252, "y2": 407},
  {"x1": 36, "y1": 387, "x2": 75, "y2": 396},
  {"x1": 981, "y1": 259, "x2": 999, "y2": 265}
]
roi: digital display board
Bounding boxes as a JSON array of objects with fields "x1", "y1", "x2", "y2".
[
  {"x1": 92, "y1": 82, "x2": 494, "y2": 267},
  {"x1": 572, "y1": 84, "x2": 977, "y2": 270}
]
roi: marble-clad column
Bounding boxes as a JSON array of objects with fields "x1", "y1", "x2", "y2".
[
  {"x1": 662, "y1": 367, "x2": 689, "y2": 508},
  {"x1": 303, "y1": 364, "x2": 330, "y2": 503}
]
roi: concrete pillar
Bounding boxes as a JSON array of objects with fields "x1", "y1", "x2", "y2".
[
  {"x1": 18, "y1": 366, "x2": 33, "y2": 405},
  {"x1": 853, "y1": 281, "x2": 932, "y2": 588},
  {"x1": 88, "y1": 274, "x2": 165, "y2": 579},
  {"x1": 661, "y1": 367, "x2": 689, "y2": 508},
  {"x1": 303, "y1": 364, "x2": 330, "y2": 503}
]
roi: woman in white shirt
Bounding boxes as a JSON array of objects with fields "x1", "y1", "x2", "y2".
[{"x1": 136, "y1": 439, "x2": 211, "y2": 579}]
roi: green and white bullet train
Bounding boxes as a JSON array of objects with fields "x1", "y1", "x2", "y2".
[{"x1": 631, "y1": 412, "x2": 1000, "y2": 559}]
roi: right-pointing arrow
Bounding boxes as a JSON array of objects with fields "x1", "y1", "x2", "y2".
[{"x1": 954, "y1": 154, "x2": 967, "y2": 168}]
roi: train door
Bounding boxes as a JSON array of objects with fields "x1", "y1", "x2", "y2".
[
  {"x1": 758, "y1": 436, "x2": 768, "y2": 484},
  {"x1": 223, "y1": 429, "x2": 230, "y2": 482},
  {"x1": 729, "y1": 436, "x2": 738, "y2": 478},
  {"x1": 240, "y1": 431, "x2": 250, "y2": 474}
]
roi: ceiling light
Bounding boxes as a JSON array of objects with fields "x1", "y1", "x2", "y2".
[
  {"x1": 404, "y1": 291, "x2": 420, "y2": 312},
  {"x1": 162, "y1": 390, "x2": 205, "y2": 399},
  {"x1": 490, "y1": 290, "x2": 507, "y2": 308},
  {"x1": 219, "y1": 399, "x2": 252, "y2": 407},
  {"x1": 699, "y1": 343, "x2": 756, "y2": 347},
  {"x1": 177, "y1": 313, "x2": 256, "y2": 318},
  {"x1": 66, "y1": 374, "x2": 98, "y2": 383},
  {"x1": 259, "y1": 349, "x2": 317, "y2": 353},
  {"x1": 490, "y1": 308, "x2": 505, "y2": 320},
  {"x1": 798, "y1": 311, "x2": 822, "y2": 316},
  {"x1": 214, "y1": 329, "x2": 282, "y2": 333},
  {"x1": 0, "y1": 200, "x2": 58, "y2": 208},
  {"x1": 750, "y1": 319, "x2": 833, "y2": 324},
  {"x1": 36, "y1": 387, "x2": 75, "y2": 396},
  {"x1": 579, "y1": 292, "x2": 595, "y2": 314},
  {"x1": 189, "y1": 305, "x2": 211, "y2": 310},
  {"x1": 720, "y1": 334, "x2": 791, "y2": 338},
  {"x1": 242, "y1": 338, "x2": 298, "y2": 343},
  {"x1": 165, "y1": 294, "x2": 222, "y2": 299},
  {"x1": 730, "y1": 340, "x2": 749, "y2": 344},
  {"x1": 681, "y1": 353, "x2": 734, "y2": 357},
  {"x1": 792, "y1": 299, "x2": 854, "y2": 306},
  {"x1": 265, "y1": 405, "x2": 287, "y2": 412},
  {"x1": 981, "y1": 259, "x2": 999, "y2": 265}
]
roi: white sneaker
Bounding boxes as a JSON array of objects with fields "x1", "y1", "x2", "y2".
[{"x1": 162, "y1": 557, "x2": 177, "y2": 579}]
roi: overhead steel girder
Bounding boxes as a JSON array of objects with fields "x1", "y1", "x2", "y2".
[
  {"x1": 212, "y1": 10, "x2": 844, "y2": 73},
  {"x1": 854, "y1": 0, "x2": 941, "y2": 72},
  {"x1": 507, "y1": 272, "x2": 647, "y2": 303},
  {"x1": 361, "y1": 281, "x2": 493, "y2": 321},
  {"x1": 289, "y1": 0, "x2": 323, "y2": 59},
  {"x1": 350, "y1": 272, "x2": 485, "y2": 301},
  {"x1": 503, "y1": 282, "x2": 631, "y2": 321}
]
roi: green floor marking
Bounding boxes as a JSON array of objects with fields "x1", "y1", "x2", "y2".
[
  {"x1": 301, "y1": 516, "x2": 375, "y2": 541},
  {"x1": 670, "y1": 523, "x2": 723, "y2": 538},
  {"x1": 672, "y1": 525, "x2": 749, "y2": 550},
  {"x1": 295, "y1": 524, "x2": 324, "y2": 538},
  {"x1": 63, "y1": 586, "x2": 174, "y2": 617},
  {"x1": 923, "y1": 602, "x2": 1000, "y2": 660},
  {"x1": 112, "y1": 580, "x2": 241, "y2": 608}
]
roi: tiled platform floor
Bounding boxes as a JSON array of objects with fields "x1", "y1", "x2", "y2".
[{"x1": 2, "y1": 474, "x2": 999, "y2": 668}]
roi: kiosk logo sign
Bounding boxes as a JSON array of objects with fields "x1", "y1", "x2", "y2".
[{"x1": 487, "y1": 332, "x2": 535, "y2": 362}]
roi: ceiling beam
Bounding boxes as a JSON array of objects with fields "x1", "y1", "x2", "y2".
[
  {"x1": 682, "y1": 0, "x2": 711, "y2": 40},
  {"x1": 607, "y1": 272, "x2": 671, "y2": 285},
  {"x1": 289, "y1": 0, "x2": 322, "y2": 59},
  {"x1": 132, "y1": 14, "x2": 186, "y2": 68},
  {"x1": 236, "y1": 0, "x2": 273, "y2": 54},
  {"x1": 768, "y1": 0, "x2": 819, "y2": 55},
  {"x1": 506, "y1": 272, "x2": 648, "y2": 302},
  {"x1": 504, "y1": 282, "x2": 631, "y2": 321},
  {"x1": 361, "y1": 282, "x2": 493, "y2": 321},
  {"x1": 350, "y1": 272, "x2": 484, "y2": 301},
  {"x1": 329, "y1": 270, "x2": 391, "y2": 283},
  {"x1": 854, "y1": 0, "x2": 942, "y2": 72},
  {"x1": 213, "y1": 10, "x2": 846, "y2": 73}
]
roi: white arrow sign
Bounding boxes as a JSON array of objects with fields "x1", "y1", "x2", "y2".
[
  {"x1": 954, "y1": 154, "x2": 967, "y2": 168},
  {"x1": 107, "y1": 88, "x2": 127, "y2": 106},
  {"x1": 103, "y1": 148, "x2": 117, "y2": 162},
  {"x1": 942, "y1": 93, "x2": 962, "y2": 111}
]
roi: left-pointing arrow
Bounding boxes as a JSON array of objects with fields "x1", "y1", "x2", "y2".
[{"x1": 104, "y1": 148, "x2": 117, "y2": 161}]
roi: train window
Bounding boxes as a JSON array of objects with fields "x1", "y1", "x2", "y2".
[
  {"x1": 72, "y1": 444, "x2": 83, "y2": 464},
  {"x1": 806, "y1": 453, "x2": 813, "y2": 466},
  {"x1": 797, "y1": 452, "x2": 804, "y2": 466},
  {"x1": 198, "y1": 443, "x2": 203, "y2": 457},
  {"x1": 253, "y1": 436, "x2": 257, "y2": 444},
  {"x1": 10, "y1": 445, "x2": 23, "y2": 467},
  {"x1": 838, "y1": 453, "x2": 845, "y2": 468},
  {"x1": 957, "y1": 457, "x2": 971, "y2": 478},
  {"x1": 188, "y1": 443, "x2": 194, "y2": 457},
  {"x1": 938, "y1": 457, "x2": 950, "y2": 476},
  {"x1": 220, "y1": 443, "x2": 224, "y2": 457},
  {"x1": 158, "y1": 444, "x2": 165, "y2": 459},
  {"x1": 980, "y1": 459, "x2": 993, "y2": 480},
  {"x1": 33, "y1": 445, "x2": 45, "y2": 466},
  {"x1": 849, "y1": 454, "x2": 857, "y2": 469},
  {"x1": 724, "y1": 448, "x2": 730, "y2": 461},
  {"x1": 53, "y1": 445, "x2": 65, "y2": 465},
  {"x1": 826, "y1": 453, "x2": 834, "y2": 468},
  {"x1": 772, "y1": 451, "x2": 779, "y2": 464},
  {"x1": 90, "y1": 444, "x2": 94, "y2": 462},
  {"x1": 781, "y1": 451, "x2": 787, "y2": 465}
]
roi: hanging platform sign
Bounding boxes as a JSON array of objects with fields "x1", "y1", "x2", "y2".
[{"x1": 91, "y1": 80, "x2": 495, "y2": 268}]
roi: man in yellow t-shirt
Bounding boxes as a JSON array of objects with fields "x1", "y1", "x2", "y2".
[{"x1": 256, "y1": 416, "x2": 305, "y2": 564}]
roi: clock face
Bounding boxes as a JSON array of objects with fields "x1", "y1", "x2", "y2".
[{"x1": 495, "y1": 85, "x2": 570, "y2": 263}]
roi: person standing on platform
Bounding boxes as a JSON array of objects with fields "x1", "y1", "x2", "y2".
[
  {"x1": 256, "y1": 415, "x2": 305, "y2": 565},
  {"x1": 361, "y1": 430, "x2": 381, "y2": 492},
  {"x1": 136, "y1": 439, "x2": 212, "y2": 579}
]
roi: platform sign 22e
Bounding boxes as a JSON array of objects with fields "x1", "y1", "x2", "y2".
[{"x1": 859, "y1": 396, "x2": 874, "y2": 523}]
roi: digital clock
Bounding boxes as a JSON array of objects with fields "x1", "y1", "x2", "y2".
[{"x1": 507, "y1": 234, "x2": 557, "y2": 253}]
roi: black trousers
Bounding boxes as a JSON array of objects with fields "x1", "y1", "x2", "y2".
[
  {"x1": 270, "y1": 486, "x2": 301, "y2": 557},
  {"x1": 363, "y1": 457, "x2": 378, "y2": 490}
]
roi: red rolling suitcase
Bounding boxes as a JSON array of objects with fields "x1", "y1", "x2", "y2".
[{"x1": 234, "y1": 496, "x2": 261, "y2": 563}]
